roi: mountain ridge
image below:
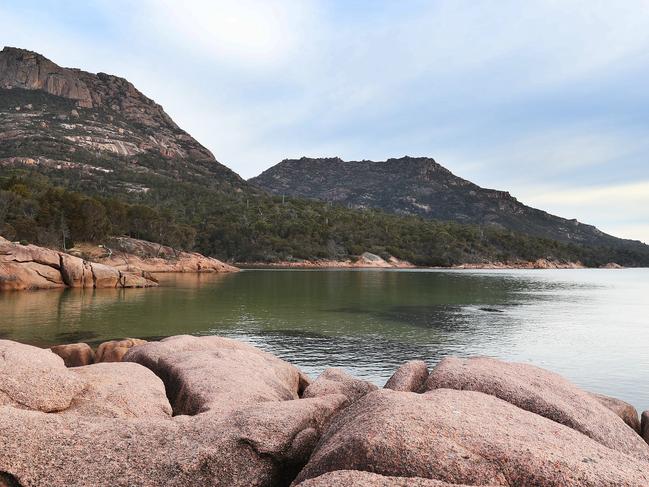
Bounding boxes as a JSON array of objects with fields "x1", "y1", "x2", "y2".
[{"x1": 250, "y1": 155, "x2": 642, "y2": 249}]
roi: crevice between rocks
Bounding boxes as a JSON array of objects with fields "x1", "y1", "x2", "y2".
[{"x1": 0, "y1": 470, "x2": 23, "y2": 487}]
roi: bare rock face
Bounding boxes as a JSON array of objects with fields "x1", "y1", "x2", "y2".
[
  {"x1": 590, "y1": 391, "x2": 640, "y2": 433},
  {"x1": 295, "y1": 471, "x2": 493, "y2": 486},
  {"x1": 384, "y1": 360, "x2": 429, "y2": 392},
  {"x1": 302, "y1": 368, "x2": 378, "y2": 404},
  {"x1": 95, "y1": 338, "x2": 147, "y2": 363},
  {"x1": 50, "y1": 342, "x2": 95, "y2": 367},
  {"x1": 0, "y1": 340, "x2": 85, "y2": 412},
  {"x1": 0, "y1": 238, "x2": 157, "y2": 290},
  {"x1": 124, "y1": 335, "x2": 303, "y2": 415},
  {"x1": 62, "y1": 362, "x2": 172, "y2": 419},
  {"x1": 424, "y1": 356, "x2": 649, "y2": 460},
  {"x1": 293, "y1": 389, "x2": 649, "y2": 486}
]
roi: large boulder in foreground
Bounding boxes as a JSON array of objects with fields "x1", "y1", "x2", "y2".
[
  {"x1": 50, "y1": 342, "x2": 95, "y2": 367},
  {"x1": 302, "y1": 368, "x2": 377, "y2": 403},
  {"x1": 62, "y1": 362, "x2": 172, "y2": 419},
  {"x1": 384, "y1": 360, "x2": 429, "y2": 392},
  {"x1": 424, "y1": 356, "x2": 649, "y2": 460},
  {"x1": 293, "y1": 389, "x2": 649, "y2": 486},
  {"x1": 0, "y1": 340, "x2": 85, "y2": 412},
  {"x1": 295, "y1": 471, "x2": 492, "y2": 486},
  {"x1": 124, "y1": 335, "x2": 303, "y2": 415},
  {"x1": 0, "y1": 394, "x2": 347, "y2": 487}
]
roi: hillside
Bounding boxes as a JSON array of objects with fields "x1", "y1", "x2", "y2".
[
  {"x1": 1, "y1": 47, "x2": 648, "y2": 267},
  {"x1": 0, "y1": 46, "x2": 246, "y2": 192},
  {"x1": 250, "y1": 156, "x2": 644, "y2": 251}
]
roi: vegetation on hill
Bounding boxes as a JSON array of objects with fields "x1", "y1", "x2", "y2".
[{"x1": 2, "y1": 168, "x2": 649, "y2": 267}]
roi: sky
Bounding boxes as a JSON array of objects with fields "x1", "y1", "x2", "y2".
[{"x1": 1, "y1": 0, "x2": 648, "y2": 242}]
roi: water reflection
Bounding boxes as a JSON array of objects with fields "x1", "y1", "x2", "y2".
[{"x1": 0, "y1": 268, "x2": 647, "y2": 409}]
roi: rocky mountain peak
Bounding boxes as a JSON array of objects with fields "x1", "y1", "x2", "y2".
[{"x1": 0, "y1": 46, "x2": 246, "y2": 188}]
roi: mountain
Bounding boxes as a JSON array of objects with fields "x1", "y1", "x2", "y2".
[
  {"x1": 0, "y1": 46, "x2": 246, "y2": 192},
  {"x1": 250, "y1": 156, "x2": 644, "y2": 250},
  {"x1": 1, "y1": 47, "x2": 648, "y2": 267}
]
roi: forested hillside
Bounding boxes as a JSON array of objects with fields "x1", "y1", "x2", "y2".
[{"x1": 2, "y1": 46, "x2": 648, "y2": 267}]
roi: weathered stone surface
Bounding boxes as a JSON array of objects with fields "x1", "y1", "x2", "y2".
[
  {"x1": 590, "y1": 391, "x2": 640, "y2": 433},
  {"x1": 0, "y1": 238, "x2": 157, "y2": 290},
  {"x1": 294, "y1": 389, "x2": 649, "y2": 486},
  {"x1": 0, "y1": 393, "x2": 347, "y2": 487},
  {"x1": 62, "y1": 362, "x2": 172, "y2": 419},
  {"x1": 0, "y1": 340, "x2": 85, "y2": 412},
  {"x1": 424, "y1": 356, "x2": 649, "y2": 460},
  {"x1": 89, "y1": 262, "x2": 121, "y2": 288},
  {"x1": 95, "y1": 338, "x2": 147, "y2": 363},
  {"x1": 0, "y1": 261, "x2": 64, "y2": 290},
  {"x1": 124, "y1": 335, "x2": 303, "y2": 415},
  {"x1": 302, "y1": 368, "x2": 377, "y2": 403},
  {"x1": 295, "y1": 471, "x2": 493, "y2": 487},
  {"x1": 50, "y1": 342, "x2": 95, "y2": 367},
  {"x1": 59, "y1": 253, "x2": 93, "y2": 288},
  {"x1": 384, "y1": 360, "x2": 429, "y2": 392}
]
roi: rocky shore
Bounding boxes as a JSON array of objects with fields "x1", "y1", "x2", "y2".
[
  {"x1": 0, "y1": 236, "x2": 157, "y2": 291},
  {"x1": 241, "y1": 252, "x2": 415, "y2": 269},
  {"x1": 0, "y1": 236, "x2": 238, "y2": 291},
  {"x1": 1, "y1": 335, "x2": 649, "y2": 486},
  {"x1": 71, "y1": 236, "x2": 239, "y2": 274}
]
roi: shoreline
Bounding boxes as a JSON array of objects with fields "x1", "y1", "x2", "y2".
[
  {"x1": 238, "y1": 257, "x2": 622, "y2": 270},
  {"x1": 1, "y1": 334, "x2": 648, "y2": 485}
]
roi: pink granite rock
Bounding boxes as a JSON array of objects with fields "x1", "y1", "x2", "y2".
[
  {"x1": 384, "y1": 360, "x2": 429, "y2": 392},
  {"x1": 124, "y1": 335, "x2": 303, "y2": 415},
  {"x1": 424, "y1": 356, "x2": 649, "y2": 460},
  {"x1": 302, "y1": 368, "x2": 377, "y2": 403},
  {"x1": 295, "y1": 471, "x2": 497, "y2": 486},
  {"x1": 590, "y1": 391, "x2": 640, "y2": 433},
  {"x1": 62, "y1": 362, "x2": 172, "y2": 419},
  {"x1": 0, "y1": 340, "x2": 85, "y2": 412},
  {"x1": 0, "y1": 394, "x2": 347, "y2": 487},
  {"x1": 293, "y1": 389, "x2": 649, "y2": 486}
]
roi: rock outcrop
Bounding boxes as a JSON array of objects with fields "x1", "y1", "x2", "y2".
[
  {"x1": 423, "y1": 356, "x2": 649, "y2": 460},
  {"x1": 293, "y1": 389, "x2": 649, "y2": 486},
  {"x1": 384, "y1": 360, "x2": 429, "y2": 392},
  {"x1": 0, "y1": 237, "x2": 157, "y2": 291},
  {"x1": 73, "y1": 236, "x2": 238, "y2": 273}
]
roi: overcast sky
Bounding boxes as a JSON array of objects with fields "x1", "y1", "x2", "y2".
[{"x1": 2, "y1": 0, "x2": 648, "y2": 242}]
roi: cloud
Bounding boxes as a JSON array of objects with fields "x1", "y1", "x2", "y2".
[{"x1": 1, "y1": 0, "x2": 648, "y2": 241}]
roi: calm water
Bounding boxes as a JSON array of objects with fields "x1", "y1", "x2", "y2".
[{"x1": 1, "y1": 268, "x2": 648, "y2": 409}]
